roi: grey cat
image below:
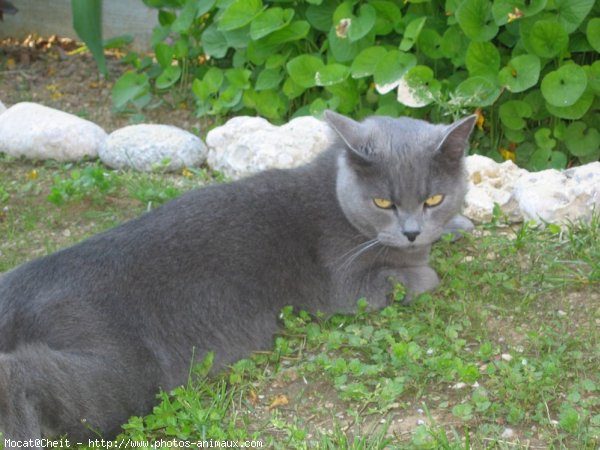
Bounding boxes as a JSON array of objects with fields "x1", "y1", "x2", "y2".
[{"x1": 0, "y1": 111, "x2": 476, "y2": 446}]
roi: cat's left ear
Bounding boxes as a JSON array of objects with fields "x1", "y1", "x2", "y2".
[{"x1": 436, "y1": 115, "x2": 478, "y2": 160}]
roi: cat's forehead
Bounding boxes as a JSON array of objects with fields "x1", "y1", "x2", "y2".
[
  {"x1": 359, "y1": 117, "x2": 459, "y2": 198},
  {"x1": 363, "y1": 116, "x2": 446, "y2": 153}
]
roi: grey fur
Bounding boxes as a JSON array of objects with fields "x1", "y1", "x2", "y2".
[{"x1": 0, "y1": 112, "x2": 476, "y2": 447}]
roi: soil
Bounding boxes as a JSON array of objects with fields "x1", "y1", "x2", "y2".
[{"x1": 0, "y1": 35, "x2": 202, "y2": 134}]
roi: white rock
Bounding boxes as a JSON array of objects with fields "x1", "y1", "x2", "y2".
[
  {"x1": 100, "y1": 124, "x2": 207, "y2": 172},
  {"x1": 501, "y1": 428, "x2": 515, "y2": 439},
  {"x1": 0, "y1": 102, "x2": 106, "y2": 161},
  {"x1": 0, "y1": 100, "x2": 6, "y2": 115},
  {"x1": 513, "y1": 162, "x2": 600, "y2": 225},
  {"x1": 206, "y1": 116, "x2": 336, "y2": 179},
  {"x1": 463, "y1": 155, "x2": 526, "y2": 223}
]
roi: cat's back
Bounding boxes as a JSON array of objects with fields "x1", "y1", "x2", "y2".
[{"x1": 0, "y1": 148, "x2": 340, "y2": 316}]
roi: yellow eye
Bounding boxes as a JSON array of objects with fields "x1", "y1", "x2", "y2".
[
  {"x1": 424, "y1": 194, "x2": 444, "y2": 207},
  {"x1": 373, "y1": 197, "x2": 394, "y2": 209}
]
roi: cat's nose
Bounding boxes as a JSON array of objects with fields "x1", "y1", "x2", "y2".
[{"x1": 403, "y1": 231, "x2": 420, "y2": 242}]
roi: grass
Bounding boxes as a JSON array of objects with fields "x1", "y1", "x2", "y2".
[{"x1": 0, "y1": 154, "x2": 598, "y2": 449}]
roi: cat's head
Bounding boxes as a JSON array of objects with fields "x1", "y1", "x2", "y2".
[{"x1": 326, "y1": 111, "x2": 477, "y2": 249}]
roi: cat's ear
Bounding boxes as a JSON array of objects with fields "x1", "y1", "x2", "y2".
[
  {"x1": 436, "y1": 115, "x2": 478, "y2": 160},
  {"x1": 325, "y1": 110, "x2": 371, "y2": 165}
]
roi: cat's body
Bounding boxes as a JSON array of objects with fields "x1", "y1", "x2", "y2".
[{"x1": 0, "y1": 112, "x2": 475, "y2": 446}]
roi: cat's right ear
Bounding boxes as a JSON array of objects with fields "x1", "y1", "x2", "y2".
[{"x1": 324, "y1": 110, "x2": 371, "y2": 165}]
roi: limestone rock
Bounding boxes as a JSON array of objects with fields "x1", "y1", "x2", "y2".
[
  {"x1": 99, "y1": 124, "x2": 207, "y2": 172},
  {"x1": 0, "y1": 102, "x2": 106, "y2": 161},
  {"x1": 513, "y1": 162, "x2": 600, "y2": 225},
  {"x1": 206, "y1": 116, "x2": 336, "y2": 179},
  {"x1": 463, "y1": 155, "x2": 526, "y2": 223}
]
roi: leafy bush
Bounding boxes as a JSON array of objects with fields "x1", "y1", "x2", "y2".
[{"x1": 112, "y1": 0, "x2": 600, "y2": 170}]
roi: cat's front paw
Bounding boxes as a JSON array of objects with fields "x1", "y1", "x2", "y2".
[
  {"x1": 441, "y1": 214, "x2": 474, "y2": 242},
  {"x1": 386, "y1": 266, "x2": 440, "y2": 306}
]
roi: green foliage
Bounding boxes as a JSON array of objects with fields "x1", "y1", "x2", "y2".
[
  {"x1": 112, "y1": 0, "x2": 598, "y2": 170},
  {"x1": 48, "y1": 164, "x2": 117, "y2": 205},
  {"x1": 71, "y1": 0, "x2": 107, "y2": 76}
]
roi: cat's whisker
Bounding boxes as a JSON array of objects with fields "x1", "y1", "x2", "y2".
[
  {"x1": 365, "y1": 244, "x2": 388, "y2": 287},
  {"x1": 333, "y1": 238, "x2": 378, "y2": 264},
  {"x1": 336, "y1": 239, "x2": 381, "y2": 276}
]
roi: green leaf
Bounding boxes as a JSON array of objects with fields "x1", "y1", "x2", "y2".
[
  {"x1": 264, "y1": 20, "x2": 310, "y2": 44},
  {"x1": 155, "y1": 65, "x2": 182, "y2": 89},
  {"x1": 534, "y1": 128, "x2": 556, "y2": 151},
  {"x1": 564, "y1": 122, "x2": 600, "y2": 157},
  {"x1": 418, "y1": 28, "x2": 444, "y2": 59},
  {"x1": 192, "y1": 79, "x2": 211, "y2": 101},
  {"x1": 529, "y1": 147, "x2": 552, "y2": 171},
  {"x1": 333, "y1": 1, "x2": 354, "y2": 25},
  {"x1": 103, "y1": 34, "x2": 133, "y2": 50},
  {"x1": 554, "y1": 0, "x2": 595, "y2": 34},
  {"x1": 374, "y1": 50, "x2": 417, "y2": 94},
  {"x1": 71, "y1": 0, "x2": 107, "y2": 76},
  {"x1": 541, "y1": 64, "x2": 587, "y2": 107},
  {"x1": 173, "y1": 39, "x2": 189, "y2": 59},
  {"x1": 454, "y1": 76, "x2": 501, "y2": 107},
  {"x1": 218, "y1": 0, "x2": 262, "y2": 31},
  {"x1": 282, "y1": 77, "x2": 305, "y2": 100},
  {"x1": 559, "y1": 405, "x2": 581, "y2": 433},
  {"x1": 452, "y1": 403, "x2": 473, "y2": 421},
  {"x1": 306, "y1": 0, "x2": 337, "y2": 32},
  {"x1": 326, "y1": 79, "x2": 360, "y2": 113},
  {"x1": 456, "y1": 0, "x2": 499, "y2": 42},
  {"x1": 492, "y1": 0, "x2": 547, "y2": 25},
  {"x1": 498, "y1": 54, "x2": 541, "y2": 93},
  {"x1": 587, "y1": 18, "x2": 600, "y2": 52},
  {"x1": 154, "y1": 43, "x2": 174, "y2": 69},
  {"x1": 202, "y1": 24, "x2": 229, "y2": 58},
  {"x1": 348, "y1": 4, "x2": 376, "y2": 42},
  {"x1": 466, "y1": 41, "x2": 500, "y2": 77},
  {"x1": 255, "y1": 68, "x2": 283, "y2": 91},
  {"x1": 545, "y1": 90, "x2": 594, "y2": 120},
  {"x1": 526, "y1": 20, "x2": 569, "y2": 58},
  {"x1": 371, "y1": 1, "x2": 402, "y2": 35},
  {"x1": 112, "y1": 71, "x2": 150, "y2": 108},
  {"x1": 158, "y1": 10, "x2": 176, "y2": 27},
  {"x1": 219, "y1": 84, "x2": 243, "y2": 108},
  {"x1": 399, "y1": 17, "x2": 427, "y2": 51},
  {"x1": 549, "y1": 151, "x2": 567, "y2": 170},
  {"x1": 171, "y1": 0, "x2": 200, "y2": 34},
  {"x1": 397, "y1": 65, "x2": 440, "y2": 107},
  {"x1": 225, "y1": 68, "x2": 251, "y2": 89},
  {"x1": 250, "y1": 8, "x2": 294, "y2": 40},
  {"x1": 222, "y1": 27, "x2": 251, "y2": 49},
  {"x1": 585, "y1": 61, "x2": 600, "y2": 95},
  {"x1": 499, "y1": 100, "x2": 532, "y2": 130},
  {"x1": 244, "y1": 89, "x2": 286, "y2": 120},
  {"x1": 351, "y1": 47, "x2": 388, "y2": 78},
  {"x1": 265, "y1": 53, "x2": 287, "y2": 70},
  {"x1": 315, "y1": 64, "x2": 350, "y2": 86},
  {"x1": 441, "y1": 26, "x2": 469, "y2": 66},
  {"x1": 328, "y1": 28, "x2": 362, "y2": 62},
  {"x1": 204, "y1": 67, "x2": 224, "y2": 93},
  {"x1": 286, "y1": 55, "x2": 324, "y2": 88},
  {"x1": 309, "y1": 98, "x2": 333, "y2": 117}
]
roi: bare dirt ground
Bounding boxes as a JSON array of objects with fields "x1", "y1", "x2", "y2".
[{"x1": 0, "y1": 35, "x2": 199, "y2": 133}]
